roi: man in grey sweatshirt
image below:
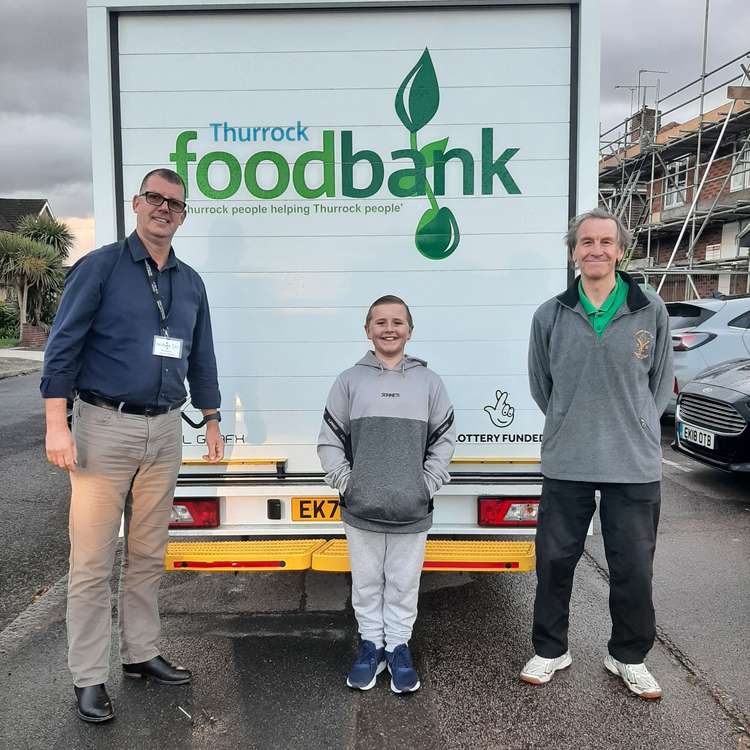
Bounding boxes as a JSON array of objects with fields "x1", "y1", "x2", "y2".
[{"x1": 520, "y1": 208, "x2": 674, "y2": 700}]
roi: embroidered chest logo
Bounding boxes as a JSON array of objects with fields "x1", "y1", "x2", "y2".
[
  {"x1": 381, "y1": 392, "x2": 401, "y2": 398},
  {"x1": 634, "y1": 330, "x2": 654, "y2": 360}
]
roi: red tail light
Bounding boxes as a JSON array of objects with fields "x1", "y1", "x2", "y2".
[
  {"x1": 673, "y1": 377, "x2": 679, "y2": 396},
  {"x1": 478, "y1": 497, "x2": 539, "y2": 527},
  {"x1": 170, "y1": 499, "x2": 220, "y2": 528},
  {"x1": 671, "y1": 332, "x2": 716, "y2": 351}
]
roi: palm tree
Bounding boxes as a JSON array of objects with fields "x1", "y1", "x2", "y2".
[
  {"x1": 0, "y1": 231, "x2": 64, "y2": 326},
  {"x1": 16, "y1": 214, "x2": 75, "y2": 262},
  {"x1": 15, "y1": 215, "x2": 72, "y2": 325}
]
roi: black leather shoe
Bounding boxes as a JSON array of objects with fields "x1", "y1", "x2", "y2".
[
  {"x1": 74, "y1": 684, "x2": 114, "y2": 723},
  {"x1": 122, "y1": 655, "x2": 191, "y2": 685}
]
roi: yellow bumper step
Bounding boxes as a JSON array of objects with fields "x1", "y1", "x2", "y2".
[
  {"x1": 165, "y1": 540, "x2": 326, "y2": 572},
  {"x1": 311, "y1": 539, "x2": 535, "y2": 573}
]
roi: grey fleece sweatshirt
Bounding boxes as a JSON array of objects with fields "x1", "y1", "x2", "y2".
[
  {"x1": 317, "y1": 351, "x2": 456, "y2": 533},
  {"x1": 528, "y1": 271, "x2": 674, "y2": 484}
]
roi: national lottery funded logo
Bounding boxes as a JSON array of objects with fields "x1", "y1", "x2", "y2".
[
  {"x1": 457, "y1": 389, "x2": 542, "y2": 444},
  {"x1": 168, "y1": 48, "x2": 522, "y2": 261}
]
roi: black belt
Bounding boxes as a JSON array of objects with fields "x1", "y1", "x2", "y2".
[{"x1": 78, "y1": 390, "x2": 184, "y2": 417}]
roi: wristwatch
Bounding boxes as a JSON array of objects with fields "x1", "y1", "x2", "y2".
[{"x1": 204, "y1": 411, "x2": 221, "y2": 424}]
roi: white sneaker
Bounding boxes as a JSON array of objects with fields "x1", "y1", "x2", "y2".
[
  {"x1": 520, "y1": 652, "x2": 572, "y2": 685},
  {"x1": 604, "y1": 654, "x2": 662, "y2": 699}
]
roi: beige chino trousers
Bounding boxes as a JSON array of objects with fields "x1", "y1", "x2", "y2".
[{"x1": 67, "y1": 398, "x2": 182, "y2": 687}]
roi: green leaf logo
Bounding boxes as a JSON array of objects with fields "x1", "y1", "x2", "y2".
[
  {"x1": 395, "y1": 48, "x2": 440, "y2": 134},
  {"x1": 394, "y1": 49, "x2": 461, "y2": 260},
  {"x1": 415, "y1": 207, "x2": 460, "y2": 260},
  {"x1": 420, "y1": 137, "x2": 449, "y2": 168}
]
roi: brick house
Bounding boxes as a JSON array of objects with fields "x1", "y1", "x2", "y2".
[{"x1": 599, "y1": 98, "x2": 750, "y2": 302}]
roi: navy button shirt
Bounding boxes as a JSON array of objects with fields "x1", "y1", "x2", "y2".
[{"x1": 41, "y1": 231, "x2": 221, "y2": 409}]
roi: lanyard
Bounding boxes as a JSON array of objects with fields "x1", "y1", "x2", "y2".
[{"x1": 143, "y1": 260, "x2": 170, "y2": 336}]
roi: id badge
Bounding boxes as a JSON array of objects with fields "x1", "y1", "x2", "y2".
[{"x1": 153, "y1": 335, "x2": 184, "y2": 359}]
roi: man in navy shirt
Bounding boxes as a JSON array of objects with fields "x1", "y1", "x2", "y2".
[{"x1": 42, "y1": 168, "x2": 223, "y2": 723}]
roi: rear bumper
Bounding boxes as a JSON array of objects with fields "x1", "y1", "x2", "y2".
[
  {"x1": 171, "y1": 480, "x2": 542, "y2": 537},
  {"x1": 164, "y1": 538, "x2": 536, "y2": 573}
]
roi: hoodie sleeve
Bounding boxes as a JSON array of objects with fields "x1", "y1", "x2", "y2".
[
  {"x1": 423, "y1": 376, "x2": 456, "y2": 497},
  {"x1": 317, "y1": 375, "x2": 353, "y2": 494},
  {"x1": 527, "y1": 308, "x2": 552, "y2": 415},
  {"x1": 649, "y1": 299, "x2": 675, "y2": 416}
]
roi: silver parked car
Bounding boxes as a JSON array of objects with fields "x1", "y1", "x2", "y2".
[{"x1": 665, "y1": 295, "x2": 750, "y2": 416}]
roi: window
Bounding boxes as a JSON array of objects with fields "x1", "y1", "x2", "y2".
[
  {"x1": 665, "y1": 303, "x2": 718, "y2": 330},
  {"x1": 730, "y1": 141, "x2": 750, "y2": 192},
  {"x1": 664, "y1": 156, "x2": 689, "y2": 208},
  {"x1": 728, "y1": 310, "x2": 750, "y2": 329}
]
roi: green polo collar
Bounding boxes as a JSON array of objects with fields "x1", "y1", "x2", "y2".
[{"x1": 578, "y1": 273, "x2": 628, "y2": 336}]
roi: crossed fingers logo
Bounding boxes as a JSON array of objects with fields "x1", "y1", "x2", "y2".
[{"x1": 484, "y1": 390, "x2": 515, "y2": 429}]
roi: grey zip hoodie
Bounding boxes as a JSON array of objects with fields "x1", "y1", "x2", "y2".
[
  {"x1": 317, "y1": 351, "x2": 456, "y2": 533},
  {"x1": 528, "y1": 271, "x2": 674, "y2": 484}
]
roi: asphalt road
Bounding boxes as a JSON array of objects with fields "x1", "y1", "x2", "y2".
[
  {"x1": 0, "y1": 372, "x2": 748, "y2": 750},
  {"x1": 0, "y1": 371, "x2": 69, "y2": 630}
]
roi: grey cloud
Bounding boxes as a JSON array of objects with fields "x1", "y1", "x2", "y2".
[
  {"x1": 0, "y1": 0, "x2": 89, "y2": 120},
  {"x1": 0, "y1": 0, "x2": 87, "y2": 76},
  {"x1": 601, "y1": 0, "x2": 750, "y2": 129},
  {"x1": 0, "y1": 69, "x2": 90, "y2": 121},
  {"x1": 0, "y1": 0, "x2": 748, "y2": 220},
  {"x1": 32, "y1": 181, "x2": 93, "y2": 219},
  {"x1": 0, "y1": 0, "x2": 91, "y2": 216},
  {"x1": 0, "y1": 112, "x2": 92, "y2": 216}
]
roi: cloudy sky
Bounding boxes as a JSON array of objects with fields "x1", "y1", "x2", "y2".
[{"x1": 0, "y1": 0, "x2": 748, "y2": 257}]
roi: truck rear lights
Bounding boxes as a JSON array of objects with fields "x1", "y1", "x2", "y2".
[
  {"x1": 170, "y1": 499, "x2": 220, "y2": 528},
  {"x1": 671, "y1": 332, "x2": 716, "y2": 351},
  {"x1": 478, "y1": 498, "x2": 539, "y2": 527}
]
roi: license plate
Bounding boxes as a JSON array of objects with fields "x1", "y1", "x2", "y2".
[
  {"x1": 291, "y1": 497, "x2": 341, "y2": 522},
  {"x1": 681, "y1": 424, "x2": 715, "y2": 450}
]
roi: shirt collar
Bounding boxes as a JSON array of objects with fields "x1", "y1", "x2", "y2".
[
  {"x1": 127, "y1": 230, "x2": 179, "y2": 271},
  {"x1": 578, "y1": 273, "x2": 624, "y2": 315},
  {"x1": 558, "y1": 270, "x2": 649, "y2": 312}
]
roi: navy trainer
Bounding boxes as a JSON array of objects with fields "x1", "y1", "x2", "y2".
[
  {"x1": 386, "y1": 644, "x2": 420, "y2": 693},
  {"x1": 346, "y1": 640, "x2": 386, "y2": 690}
]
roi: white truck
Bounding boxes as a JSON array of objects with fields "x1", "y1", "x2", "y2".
[{"x1": 86, "y1": 0, "x2": 600, "y2": 574}]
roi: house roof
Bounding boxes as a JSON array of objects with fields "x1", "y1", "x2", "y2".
[
  {"x1": 0, "y1": 198, "x2": 53, "y2": 232},
  {"x1": 600, "y1": 99, "x2": 750, "y2": 178}
]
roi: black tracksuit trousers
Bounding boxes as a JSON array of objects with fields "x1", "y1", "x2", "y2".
[{"x1": 532, "y1": 477, "x2": 661, "y2": 664}]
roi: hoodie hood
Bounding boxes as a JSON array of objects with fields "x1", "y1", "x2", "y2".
[{"x1": 356, "y1": 350, "x2": 427, "y2": 375}]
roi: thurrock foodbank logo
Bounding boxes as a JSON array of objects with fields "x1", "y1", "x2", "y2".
[{"x1": 168, "y1": 48, "x2": 522, "y2": 261}]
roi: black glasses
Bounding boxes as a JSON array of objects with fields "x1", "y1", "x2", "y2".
[{"x1": 139, "y1": 191, "x2": 186, "y2": 213}]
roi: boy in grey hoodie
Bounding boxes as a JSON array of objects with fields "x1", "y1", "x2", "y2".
[
  {"x1": 520, "y1": 208, "x2": 673, "y2": 700},
  {"x1": 317, "y1": 295, "x2": 455, "y2": 694}
]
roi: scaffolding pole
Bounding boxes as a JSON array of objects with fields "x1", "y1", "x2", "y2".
[
  {"x1": 646, "y1": 78, "x2": 660, "y2": 262},
  {"x1": 655, "y1": 65, "x2": 748, "y2": 294},
  {"x1": 690, "y1": 0, "x2": 711, "y2": 251},
  {"x1": 601, "y1": 39, "x2": 750, "y2": 301}
]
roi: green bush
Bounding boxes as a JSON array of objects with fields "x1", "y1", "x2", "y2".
[{"x1": 0, "y1": 301, "x2": 19, "y2": 339}]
